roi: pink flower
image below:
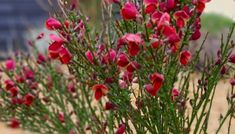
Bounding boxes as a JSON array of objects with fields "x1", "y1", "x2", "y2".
[
  {"x1": 58, "y1": 112, "x2": 65, "y2": 123},
  {"x1": 45, "y1": 18, "x2": 62, "y2": 30},
  {"x1": 119, "y1": 80, "x2": 128, "y2": 89},
  {"x1": 103, "y1": 49, "x2": 117, "y2": 64},
  {"x1": 92, "y1": 84, "x2": 109, "y2": 100},
  {"x1": 49, "y1": 34, "x2": 64, "y2": 44},
  {"x1": 116, "y1": 123, "x2": 126, "y2": 134},
  {"x1": 157, "y1": 12, "x2": 170, "y2": 29},
  {"x1": 85, "y1": 50, "x2": 94, "y2": 64},
  {"x1": 122, "y1": 71, "x2": 133, "y2": 83},
  {"x1": 121, "y1": 2, "x2": 138, "y2": 20},
  {"x1": 67, "y1": 82, "x2": 76, "y2": 93},
  {"x1": 180, "y1": 50, "x2": 192, "y2": 66},
  {"x1": 5, "y1": 59, "x2": 16, "y2": 71}
]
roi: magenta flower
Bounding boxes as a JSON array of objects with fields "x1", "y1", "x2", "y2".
[
  {"x1": 5, "y1": 59, "x2": 16, "y2": 71},
  {"x1": 121, "y1": 2, "x2": 138, "y2": 20},
  {"x1": 45, "y1": 18, "x2": 62, "y2": 30}
]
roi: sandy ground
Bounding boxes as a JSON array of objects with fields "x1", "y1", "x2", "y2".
[{"x1": 1, "y1": 0, "x2": 235, "y2": 133}]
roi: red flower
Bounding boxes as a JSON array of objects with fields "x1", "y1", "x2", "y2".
[
  {"x1": 122, "y1": 33, "x2": 143, "y2": 56},
  {"x1": 37, "y1": 53, "x2": 47, "y2": 64},
  {"x1": 122, "y1": 71, "x2": 133, "y2": 83},
  {"x1": 23, "y1": 93, "x2": 35, "y2": 106},
  {"x1": 144, "y1": 84, "x2": 156, "y2": 96},
  {"x1": 59, "y1": 47, "x2": 72, "y2": 64},
  {"x1": 180, "y1": 50, "x2": 192, "y2": 66},
  {"x1": 11, "y1": 97, "x2": 23, "y2": 105},
  {"x1": 150, "y1": 39, "x2": 162, "y2": 49},
  {"x1": 15, "y1": 75, "x2": 25, "y2": 83},
  {"x1": 45, "y1": 18, "x2": 62, "y2": 30},
  {"x1": 85, "y1": 50, "x2": 94, "y2": 64},
  {"x1": 9, "y1": 87, "x2": 18, "y2": 97},
  {"x1": 48, "y1": 41, "x2": 63, "y2": 59},
  {"x1": 149, "y1": 72, "x2": 164, "y2": 91},
  {"x1": 116, "y1": 123, "x2": 126, "y2": 134},
  {"x1": 126, "y1": 61, "x2": 141, "y2": 72},
  {"x1": 58, "y1": 112, "x2": 65, "y2": 123},
  {"x1": 23, "y1": 67, "x2": 35, "y2": 80},
  {"x1": 5, "y1": 59, "x2": 16, "y2": 71},
  {"x1": 121, "y1": 2, "x2": 138, "y2": 20},
  {"x1": 190, "y1": 29, "x2": 201, "y2": 40},
  {"x1": 9, "y1": 118, "x2": 20, "y2": 128},
  {"x1": 117, "y1": 53, "x2": 129, "y2": 67},
  {"x1": 230, "y1": 78, "x2": 235, "y2": 86},
  {"x1": 162, "y1": 25, "x2": 180, "y2": 43},
  {"x1": 92, "y1": 84, "x2": 109, "y2": 100},
  {"x1": 220, "y1": 65, "x2": 227, "y2": 75},
  {"x1": 171, "y1": 88, "x2": 179, "y2": 101},
  {"x1": 105, "y1": 102, "x2": 117, "y2": 110},
  {"x1": 4, "y1": 79, "x2": 15, "y2": 90},
  {"x1": 67, "y1": 82, "x2": 76, "y2": 93},
  {"x1": 144, "y1": 0, "x2": 158, "y2": 14},
  {"x1": 151, "y1": 11, "x2": 162, "y2": 24},
  {"x1": 145, "y1": 73, "x2": 164, "y2": 96},
  {"x1": 29, "y1": 82, "x2": 38, "y2": 90},
  {"x1": 229, "y1": 54, "x2": 235, "y2": 63},
  {"x1": 167, "y1": 0, "x2": 176, "y2": 10},
  {"x1": 173, "y1": 10, "x2": 190, "y2": 28}
]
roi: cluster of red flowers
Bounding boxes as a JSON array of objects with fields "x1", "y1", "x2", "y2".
[
  {"x1": 46, "y1": 17, "x2": 86, "y2": 64},
  {"x1": 3, "y1": 60, "x2": 37, "y2": 107},
  {"x1": 44, "y1": 0, "x2": 211, "y2": 102}
]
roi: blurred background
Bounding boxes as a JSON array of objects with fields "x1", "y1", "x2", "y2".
[
  {"x1": 0, "y1": 0, "x2": 235, "y2": 60},
  {"x1": 0, "y1": 0, "x2": 235, "y2": 133}
]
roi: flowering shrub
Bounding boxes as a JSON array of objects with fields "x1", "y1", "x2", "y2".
[{"x1": 0, "y1": 0, "x2": 235, "y2": 133}]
